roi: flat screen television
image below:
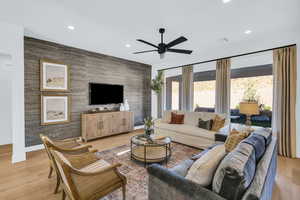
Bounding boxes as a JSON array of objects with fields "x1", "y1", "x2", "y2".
[{"x1": 89, "y1": 83, "x2": 124, "y2": 105}]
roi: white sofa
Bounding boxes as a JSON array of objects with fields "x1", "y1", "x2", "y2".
[{"x1": 154, "y1": 110, "x2": 229, "y2": 149}]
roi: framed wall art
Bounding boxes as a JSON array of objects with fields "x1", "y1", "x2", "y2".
[
  {"x1": 41, "y1": 94, "x2": 71, "y2": 125},
  {"x1": 40, "y1": 59, "x2": 70, "y2": 92}
]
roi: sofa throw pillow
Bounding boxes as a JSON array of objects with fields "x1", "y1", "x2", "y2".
[
  {"x1": 198, "y1": 118, "x2": 213, "y2": 130},
  {"x1": 169, "y1": 112, "x2": 184, "y2": 124},
  {"x1": 253, "y1": 128, "x2": 272, "y2": 146},
  {"x1": 224, "y1": 129, "x2": 248, "y2": 152},
  {"x1": 185, "y1": 144, "x2": 226, "y2": 186},
  {"x1": 242, "y1": 133, "x2": 266, "y2": 162},
  {"x1": 211, "y1": 115, "x2": 225, "y2": 131},
  {"x1": 212, "y1": 142, "x2": 256, "y2": 200}
]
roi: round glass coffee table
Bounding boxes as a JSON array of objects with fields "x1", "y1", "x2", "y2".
[{"x1": 130, "y1": 134, "x2": 172, "y2": 166}]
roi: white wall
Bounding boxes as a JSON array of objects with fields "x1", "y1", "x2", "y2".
[
  {"x1": 0, "y1": 54, "x2": 12, "y2": 145},
  {"x1": 152, "y1": 30, "x2": 300, "y2": 158},
  {"x1": 0, "y1": 21, "x2": 25, "y2": 162}
]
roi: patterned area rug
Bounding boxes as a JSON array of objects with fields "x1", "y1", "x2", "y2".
[{"x1": 96, "y1": 142, "x2": 200, "y2": 200}]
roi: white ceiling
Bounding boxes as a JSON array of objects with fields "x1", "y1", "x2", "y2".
[{"x1": 1, "y1": 0, "x2": 299, "y2": 68}]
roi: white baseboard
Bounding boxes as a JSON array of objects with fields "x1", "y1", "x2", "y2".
[
  {"x1": 134, "y1": 125, "x2": 144, "y2": 130},
  {"x1": 25, "y1": 144, "x2": 44, "y2": 152},
  {"x1": 12, "y1": 153, "x2": 26, "y2": 163}
]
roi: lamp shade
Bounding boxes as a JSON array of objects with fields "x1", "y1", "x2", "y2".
[{"x1": 239, "y1": 102, "x2": 259, "y2": 115}]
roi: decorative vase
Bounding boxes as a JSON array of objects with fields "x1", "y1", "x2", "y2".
[
  {"x1": 124, "y1": 99, "x2": 130, "y2": 111},
  {"x1": 144, "y1": 128, "x2": 154, "y2": 143},
  {"x1": 119, "y1": 103, "x2": 125, "y2": 111},
  {"x1": 145, "y1": 128, "x2": 153, "y2": 137}
]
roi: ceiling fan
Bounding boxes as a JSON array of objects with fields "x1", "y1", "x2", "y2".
[{"x1": 134, "y1": 28, "x2": 193, "y2": 58}]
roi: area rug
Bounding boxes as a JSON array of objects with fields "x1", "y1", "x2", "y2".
[{"x1": 96, "y1": 142, "x2": 200, "y2": 200}]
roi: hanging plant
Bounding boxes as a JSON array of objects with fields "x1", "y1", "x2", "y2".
[{"x1": 151, "y1": 71, "x2": 164, "y2": 94}]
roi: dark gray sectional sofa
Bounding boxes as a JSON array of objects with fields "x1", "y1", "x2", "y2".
[{"x1": 148, "y1": 130, "x2": 277, "y2": 200}]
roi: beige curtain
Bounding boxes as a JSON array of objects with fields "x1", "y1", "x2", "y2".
[
  {"x1": 215, "y1": 59, "x2": 231, "y2": 115},
  {"x1": 157, "y1": 71, "x2": 165, "y2": 118},
  {"x1": 182, "y1": 66, "x2": 194, "y2": 111},
  {"x1": 272, "y1": 46, "x2": 297, "y2": 158}
]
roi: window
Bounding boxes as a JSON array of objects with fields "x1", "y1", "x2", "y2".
[
  {"x1": 230, "y1": 64, "x2": 273, "y2": 127},
  {"x1": 171, "y1": 81, "x2": 180, "y2": 110},
  {"x1": 230, "y1": 75, "x2": 273, "y2": 110},
  {"x1": 193, "y1": 80, "x2": 215, "y2": 109},
  {"x1": 192, "y1": 66, "x2": 216, "y2": 112}
]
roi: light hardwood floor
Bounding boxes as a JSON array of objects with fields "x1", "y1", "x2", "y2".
[{"x1": 0, "y1": 130, "x2": 299, "y2": 200}]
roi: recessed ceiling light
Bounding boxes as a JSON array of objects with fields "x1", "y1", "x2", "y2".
[
  {"x1": 125, "y1": 44, "x2": 131, "y2": 48},
  {"x1": 244, "y1": 30, "x2": 252, "y2": 34},
  {"x1": 222, "y1": 0, "x2": 232, "y2": 4},
  {"x1": 67, "y1": 25, "x2": 75, "y2": 30}
]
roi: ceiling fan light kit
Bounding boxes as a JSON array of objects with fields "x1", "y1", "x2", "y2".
[{"x1": 134, "y1": 28, "x2": 193, "y2": 58}]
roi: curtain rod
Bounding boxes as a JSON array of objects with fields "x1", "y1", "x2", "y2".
[{"x1": 158, "y1": 43, "x2": 296, "y2": 72}]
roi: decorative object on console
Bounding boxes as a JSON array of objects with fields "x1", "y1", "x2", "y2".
[
  {"x1": 41, "y1": 94, "x2": 71, "y2": 125},
  {"x1": 124, "y1": 99, "x2": 130, "y2": 111},
  {"x1": 119, "y1": 103, "x2": 125, "y2": 111},
  {"x1": 170, "y1": 112, "x2": 184, "y2": 124},
  {"x1": 239, "y1": 101, "x2": 259, "y2": 126},
  {"x1": 40, "y1": 59, "x2": 70, "y2": 92},
  {"x1": 211, "y1": 115, "x2": 226, "y2": 131},
  {"x1": 198, "y1": 118, "x2": 213, "y2": 130}
]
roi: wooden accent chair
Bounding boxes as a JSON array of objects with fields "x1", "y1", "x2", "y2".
[
  {"x1": 40, "y1": 134, "x2": 95, "y2": 194},
  {"x1": 51, "y1": 149, "x2": 127, "y2": 200}
]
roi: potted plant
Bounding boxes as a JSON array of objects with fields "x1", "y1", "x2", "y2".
[
  {"x1": 151, "y1": 71, "x2": 164, "y2": 118},
  {"x1": 151, "y1": 71, "x2": 164, "y2": 94}
]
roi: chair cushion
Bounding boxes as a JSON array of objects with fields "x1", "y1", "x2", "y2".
[
  {"x1": 213, "y1": 142, "x2": 256, "y2": 200},
  {"x1": 242, "y1": 133, "x2": 266, "y2": 162},
  {"x1": 156, "y1": 123, "x2": 217, "y2": 140},
  {"x1": 186, "y1": 145, "x2": 226, "y2": 186},
  {"x1": 80, "y1": 159, "x2": 111, "y2": 173},
  {"x1": 65, "y1": 152, "x2": 99, "y2": 169},
  {"x1": 170, "y1": 112, "x2": 185, "y2": 124},
  {"x1": 211, "y1": 115, "x2": 226, "y2": 131},
  {"x1": 198, "y1": 118, "x2": 213, "y2": 130}
]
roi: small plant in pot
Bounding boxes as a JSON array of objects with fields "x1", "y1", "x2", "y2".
[{"x1": 144, "y1": 117, "x2": 154, "y2": 138}]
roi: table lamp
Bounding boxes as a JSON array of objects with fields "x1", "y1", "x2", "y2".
[{"x1": 239, "y1": 102, "x2": 259, "y2": 126}]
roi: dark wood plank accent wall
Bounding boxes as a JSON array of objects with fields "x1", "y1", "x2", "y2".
[{"x1": 24, "y1": 37, "x2": 151, "y2": 147}]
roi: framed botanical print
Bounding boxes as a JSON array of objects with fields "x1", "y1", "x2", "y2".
[
  {"x1": 41, "y1": 94, "x2": 71, "y2": 125},
  {"x1": 40, "y1": 59, "x2": 70, "y2": 92}
]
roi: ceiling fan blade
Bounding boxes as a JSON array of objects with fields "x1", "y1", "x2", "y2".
[
  {"x1": 167, "y1": 48, "x2": 193, "y2": 54},
  {"x1": 166, "y1": 36, "x2": 187, "y2": 48},
  {"x1": 133, "y1": 50, "x2": 157, "y2": 54},
  {"x1": 137, "y1": 39, "x2": 158, "y2": 48}
]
